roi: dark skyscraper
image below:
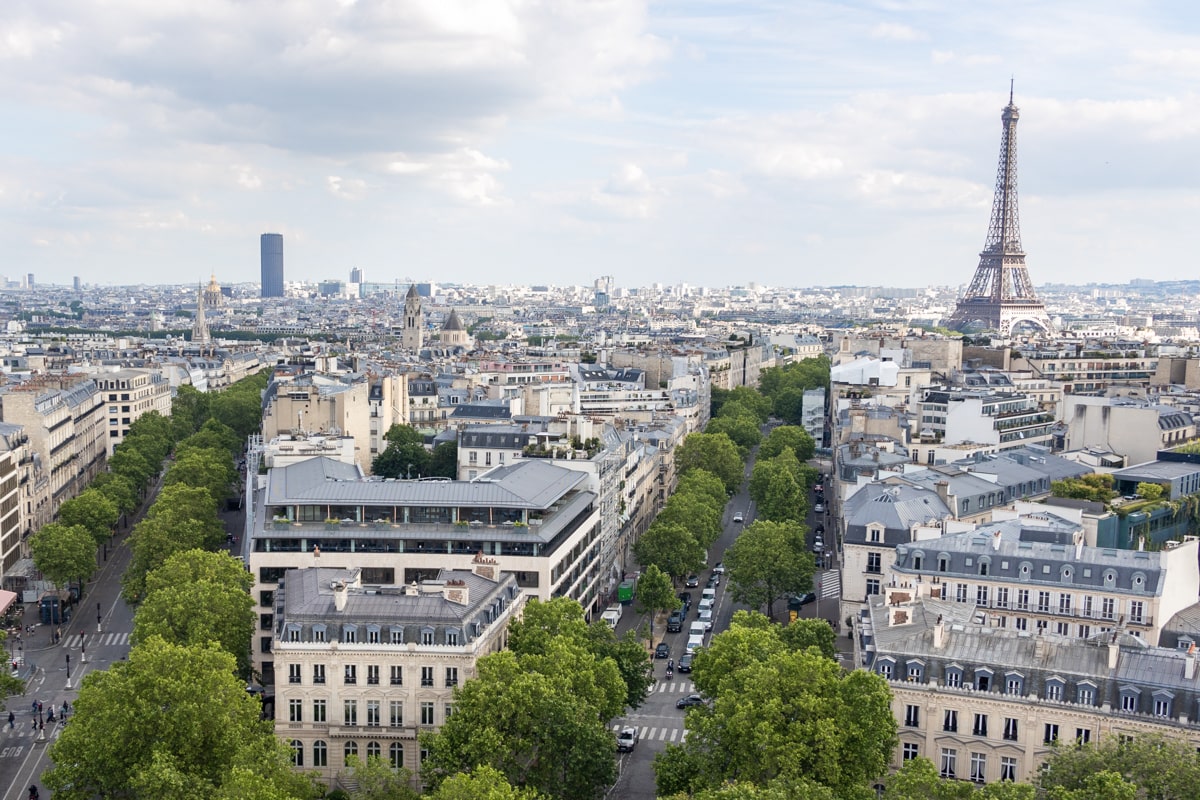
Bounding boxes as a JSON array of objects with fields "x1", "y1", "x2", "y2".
[{"x1": 260, "y1": 233, "x2": 284, "y2": 298}]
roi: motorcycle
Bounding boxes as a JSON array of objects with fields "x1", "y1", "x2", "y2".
[{"x1": 665, "y1": 659, "x2": 674, "y2": 680}]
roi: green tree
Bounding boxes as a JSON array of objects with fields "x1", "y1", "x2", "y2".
[
  {"x1": 44, "y1": 637, "x2": 295, "y2": 800},
  {"x1": 373, "y1": 436, "x2": 432, "y2": 479},
  {"x1": 756, "y1": 468, "x2": 805, "y2": 525},
  {"x1": 123, "y1": 485, "x2": 225, "y2": 602},
  {"x1": 1050, "y1": 473, "x2": 1116, "y2": 503},
  {"x1": 210, "y1": 389, "x2": 264, "y2": 441},
  {"x1": 58, "y1": 488, "x2": 119, "y2": 546},
  {"x1": 342, "y1": 755, "x2": 419, "y2": 800},
  {"x1": 419, "y1": 651, "x2": 618, "y2": 800},
  {"x1": 706, "y1": 415, "x2": 762, "y2": 454},
  {"x1": 143, "y1": 548, "x2": 254, "y2": 596},
  {"x1": 507, "y1": 597, "x2": 652, "y2": 710},
  {"x1": 725, "y1": 387, "x2": 773, "y2": 424},
  {"x1": 1045, "y1": 772, "x2": 1136, "y2": 800},
  {"x1": 779, "y1": 617, "x2": 837, "y2": 660},
  {"x1": 430, "y1": 441, "x2": 459, "y2": 479},
  {"x1": 635, "y1": 564, "x2": 680, "y2": 643},
  {"x1": 31, "y1": 522, "x2": 96, "y2": 589},
  {"x1": 1036, "y1": 734, "x2": 1200, "y2": 799},
  {"x1": 179, "y1": 418, "x2": 242, "y2": 456},
  {"x1": 171, "y1": 384, "x2": 211, "y2": 438},
  {"x1": 675, "y1": 432, "x2": 745, "y2": 494},
  {"x1": 133, "y1": 577, "x2": 255, "y2": 676},
  {"x1": 426, "y1": 765, "x2": 545, "y2": 799},
  {"x1": 675, "y1": 469, "x2": 729, "y2": 511},
  {"x1": 725, "y1": 520, "x2": 814, "y2": 620},
  {"x1": 165, "y1": 447, "x2": 235, "y2": 503},
  {"x1": 1136, "y1": 481, "x2": 1165, "y2": 502},
  {"x1": 883, "y1": 757, "x2": 976, "y2": 800},
  {"x1": 109, "y1": 446, "x2": 154, "y2": 489},
  {"x1": 759, "y1": 425, "x2": 816, "y2": 463},
  {"x1": 771, "y1": 387, "x2": 805, "y2": 426},
  {"x1": 92, "y1": 471, "x2": 139, "y2": 515},
  {"x1": 657, "y1": 624, "x2": 895, "y2": 798},
  {"x1": 654, "y1": 492, "x2": 724, "y2": 551},
  {"x1": 633, "y1": 522, "x2": 706, "y2": 581}
]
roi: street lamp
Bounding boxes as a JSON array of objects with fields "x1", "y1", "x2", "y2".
[
  {"x1": 97, "y1": 602, "x2": 102, "y2": 634},
  {"x1": 65, "y1": 653, "x2": 71, "y2": 689},
  {"x1": 81, "y1": 638, "x2": 87, "y2": 663}
]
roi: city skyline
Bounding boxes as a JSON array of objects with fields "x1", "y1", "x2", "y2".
[{"x1": 3, "y1": 2, "x2": 1199, "y2": 289}]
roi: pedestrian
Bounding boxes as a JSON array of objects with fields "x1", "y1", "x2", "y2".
[
  {"x1": 61, "y1": 701, "x2": 68, "y2": 717},
  {"x1": 45, "y1": 709, "x2": 53, "y2": 723},
  {"x1": 37, "y1": 701, "x2": 42, "y2": 714},
  {"x1": 7, "y1": 710, "x2": 13, "y2": 729},
  {"x1": 30, "y1": 700, "x2": 36, "y2": 715}
]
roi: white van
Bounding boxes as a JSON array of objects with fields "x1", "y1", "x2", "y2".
[
  {"x1": 689, "y1": 621, "x2": 706, "y2": 639},
  {"x1": 701, "y1": 588, "x2": 716, "y2": 604},
  {"x1": 686, "y1": 634, "x2": 704, "y2": 654},
  {"x1": 698, "y1": 597, "x2": 714, "y2": 614}
]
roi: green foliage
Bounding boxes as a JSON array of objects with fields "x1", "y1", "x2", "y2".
[
  {"x1": 883, "y1": 758, "x2": 976, "y2": 799},
  {"x1": 373, "y1": 424, "x2": 432, "y2": 479},
  {"x1": 724, "y1": 387, "x2": 773, "y2": 424},
  {"x1": 165, "y1": 446, "x2": 236, "y2": 503},
  {"x1": 658, "y1": 615, "x2": 895, "y2": 798},
  {"x1": 759, "y1": 426, "x2": 816, "y2": 463},
  {"x1": 419, "y1": 650, "x2": 618, "y2": 800},
  {"x1": 31, "y1": 522, "x2": 97, "y2": 588},
  {"x1": 725, "y1": 520, "x2": 814, "y2": 620},
  {"x1": 430, "y1": 441, "x2": 459, "y2": 479},
  {"x1": 676, "y1": 432, "x2": 744, "y2": 494},
  {"x1": 341, "y1": 755, "x2": 419, "y2": 800},
  {"x1": 58, "y1": 488, "x2": 119, "y2": 545},
  {"x1": 172, "y1": 384, "x2": 212, "y2": 438},
  {"x1": 134, "y1": 550, "x2": 256, "y2": 677},
  {"x1": 208, "y1": 371, "x2": 270, "y2": 440},
  {"x1": 92, "y1": 471, "x2": 139, "y2": 515},
  {"x1": 1051, "y1": 473, "x2": 1116, "y2": 503},
  {"x1": 507, "y1": 597, "x2": 653, "y2": 710},
  {"x1": 675, "y1": 469, "x2": 729, "y2": 510},
  {"x1": 123, "y1": 484, "x2": 224, "y2": 602},
  {"x1": 1136, "y1": 481, "x2": 1165, "y2": 502},
  {"x1": 654, "y1": 492, "x2": 724, "y2": 551},
  {"x1": 1036, "y1": 734, "x2": 1200, "y2": 799},
  {"x1": 44, "y1": 637, "x2": 296, "y2": 800},
  {"x1": 634, "y1": 521, "x2": 706, "y2": 581},
  {"x1": 426, "y1": 765, "x2": 545, "y2": 799},
  {"x1": 749, "y1": 447, "x2": 811, "y2": 523},
  {"x1": 635, "y1": 564, "x2": 679, "y2": 641},
  {"x1": 109, "y1": 446, "x2": 154, "y2": 488},
  {"x1": 779, "y1": 618, "x2": 837, "y2": 660},
  {"x1": 706, "y1": 415, "x2": 762, "y2": 454}
]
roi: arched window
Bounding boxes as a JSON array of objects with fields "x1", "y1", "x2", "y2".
[
  {"x1": 291, "y1": 739, "x2": 304, "y2": 766},
  {"x1": 345, "y1": 741, "x2": 358, "y2": 763},
  {"x1": 313, "y1": 740, "x2": 328, "y2": 768},
  {"x1": 367, "y1": 741, "x2": 381, "y2": 759}
]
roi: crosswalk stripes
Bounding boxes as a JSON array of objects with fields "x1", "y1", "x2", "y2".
[
  {"x1": 65, "y1": 632, "x2": 130, "y2": 648},
  {"x1": 612, "y1": 723, "x2": 688, "y2": 744},
  {"x1": 654, "y1": 680, "x2": 695, "y2": 693},
  {"x1": 819, "y1": 570, "x2": 840, "y2": 600}
]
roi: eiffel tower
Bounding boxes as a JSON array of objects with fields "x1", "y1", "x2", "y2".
[{"x1": 948, "y1": 87, "x2": 1054, "y2": 336}]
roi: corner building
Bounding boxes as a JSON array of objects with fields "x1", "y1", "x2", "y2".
[{"x1": 272, "y1": 563, "x2": 520, "y2": 787}]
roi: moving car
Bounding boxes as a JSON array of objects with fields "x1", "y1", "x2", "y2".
[
  {"x1": 678, "y1": 653, "x2": 694, "y2": 673},
  {"x1": 616, "y1": 727, "x2": 638, "y2": 752},
  {"x1": 676, "y1": 694, "x2": 705, "y2": 709},
  {"x1": 712, "y1": 562, "x2": 725, "y2": 575},
  {"x1": 666, "y1": 611, "x2": 684, "y2": 633},
  {"x1": 698, "y1": 607, "x2": 713, "y2": 631},
  {"x1": 706, "y1": 573, "x2": 720, "y2": 588},
  {"x1": 685, "y1": 574, "x2": 700, "y2": 588},
  {"x1": 733, "y1": 512, "x2": 744, "y2": 523},
  {"x1": 814, "y1": 503, "x2": 825, "y2": 513},
  {"x1": 686, "y1": 634, "x2": 704, "y2": 654},
  {"x1": 655, "y1": 642, "x2": 670, "y2": 659},
  {"x1": 787, "y1": 592, "x2": 817, "y2": 610}
]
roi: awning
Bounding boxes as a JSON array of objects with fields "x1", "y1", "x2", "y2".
[{"x1": 0, "y1": 590, "x2": 17, "y2": 615}]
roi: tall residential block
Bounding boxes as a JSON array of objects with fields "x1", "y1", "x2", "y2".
[{"x1": 261, "y1": 233, "x2": 284, "y2": 298}]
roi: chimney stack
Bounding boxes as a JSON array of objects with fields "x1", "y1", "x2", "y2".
[
  {"x1": 332, "y1": 581, "x2": 348, "y2": 612},
  {"x1": 933, "y1": 614, "x2": 945, "y2": 649},
  {"x1": 1108, "y1": 632, "x2": 1120, "y2": 670},
  {"x1": 1186, "y1": 644, "x2": 1197, "y2": 680},
  {"x1": 934, "y1": 481, "x2": 951, "y2": 508}
]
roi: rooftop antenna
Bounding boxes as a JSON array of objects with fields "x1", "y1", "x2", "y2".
[{"x1": 1009, "y1": 77, "x2": 1014, "y2": 104}]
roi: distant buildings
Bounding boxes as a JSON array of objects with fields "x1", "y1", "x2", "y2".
[{"x1": 261, "y1": 233, "x2": 285, "y2": 298}]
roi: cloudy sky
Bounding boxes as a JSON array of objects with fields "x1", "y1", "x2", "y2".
[{"x1": 3, "y1": 1, "x2": 1199, "y2": 290}]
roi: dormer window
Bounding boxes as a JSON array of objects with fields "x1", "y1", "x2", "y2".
[{"x1": 421, "y1": 627, "x2": 435, "y2": 646}]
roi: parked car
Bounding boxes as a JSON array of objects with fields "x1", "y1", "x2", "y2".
[
  {"x1": 712, "y1": 562, "x2": 725, "y2": 575},
  {"x1": 678, "y1": 592, "x2": 692, "y2": 612},
  {"x1": 698, "y1": 607, "x2": 713, "y2": 631},
  {"x1": 666, "y1": 611, "x2": 684, "y2": 633},
  {"x1": 787, "y1": 592, "x2": 817, "y2": 610},
  {"x1": 677, "y1": 693, "x2": 705, "y2": 709},
  {"x1": 733, "y1": 512, "x2": 744, "y2": 523},
  {"x1": 814, "y1": 503, "x2": 825, "y2": 513},
  {"x1": 685, "y1": 574, "x2": 700, "y2": 588},
  {"x1": 655, "y1": 642, "x2": 670, "y2": 659},
  {"x1": 678, "y1": 653, "x2": 694, "y2": 673},
  {"x1": 706, "y1": 573, "x2": 720, "y2": 588},
  {"x1": 813, "y1": 534, "x2": 824, "y2": 551},
  {"x1": 616, "y1": 726, "x2": 638, "y2": 752}
]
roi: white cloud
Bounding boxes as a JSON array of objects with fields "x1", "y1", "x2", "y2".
[{"x1": 869, "y1": 22, "x2": 926, "y2": 42}]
